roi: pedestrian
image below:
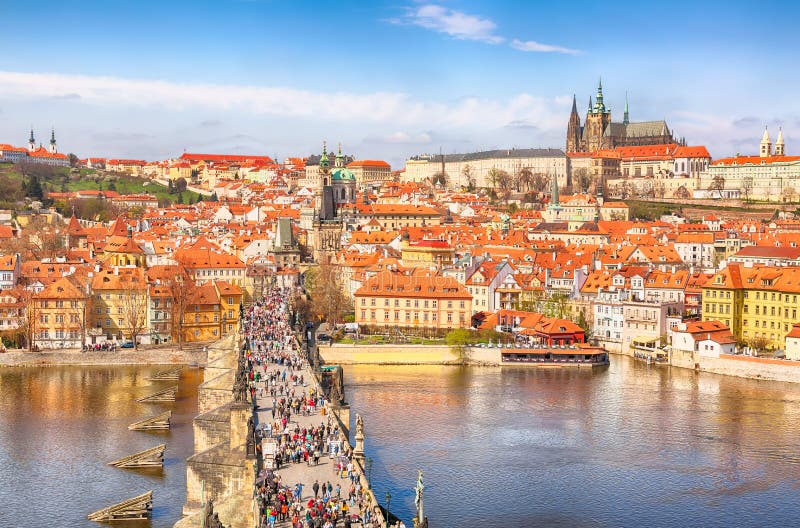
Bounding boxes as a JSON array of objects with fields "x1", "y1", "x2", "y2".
[{"x1": 313, "y1": 480, "x2": 320, "y2": 499}]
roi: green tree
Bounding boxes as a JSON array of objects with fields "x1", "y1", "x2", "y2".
[
  {"x1": 25, "y1": 175, "x2": 43, "y2": 200},
  {"x1": 175, "y1": 177, "x2": 188, "y2": 193}
]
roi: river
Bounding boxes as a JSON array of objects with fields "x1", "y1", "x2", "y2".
[
  {"x1": 0, "y1": 366, "x2": 202, "y2": 528},
  {"x1": 344, "y1": 359, "x2": 800, "y2": 528}
]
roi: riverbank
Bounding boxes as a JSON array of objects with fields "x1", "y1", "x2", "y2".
[
  {"x1": 0, "y1": 347, "x2": 207, "y2": 367},
  {"x1": 321, "y1": 343, "x2": 800, "y2": 383}
]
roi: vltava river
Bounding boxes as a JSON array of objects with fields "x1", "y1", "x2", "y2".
[
  {"x1": 0, "y1": 366, "x2": 201, "y2": 528},
  {"x1": 345, "y1": 359, "x2": 800, "y2": 528}
]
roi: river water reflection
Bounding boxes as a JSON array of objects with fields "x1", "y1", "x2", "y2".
[
  {"x1": 345, "y1": 359, "x2": 800, "y2": 528},
  {"x1": 0, "y1": 366, "x2": 201, "y2": 528}
]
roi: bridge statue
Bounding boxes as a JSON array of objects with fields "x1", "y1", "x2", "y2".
[{"x1": 413, "y1": 469, "x2": 427, "y2": 528}]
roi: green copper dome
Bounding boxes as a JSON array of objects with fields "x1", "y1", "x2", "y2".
[{"x1": 330, "y1": 167, "x2": 356, "y2": 181}]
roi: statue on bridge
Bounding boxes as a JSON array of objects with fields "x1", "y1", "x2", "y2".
[{"x1": 413, "y1": 470, "x2": 428, "y2": 528}]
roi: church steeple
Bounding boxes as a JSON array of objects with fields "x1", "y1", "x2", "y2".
[
  {"x1": 49, "y1": 127, "x2": 57, "y2": 154},
  {"x1": 775, "y1": 127, "x2": 785, "y2": 156},
  {"x1": 594, "y1": 78, "x2": 606, "y2": 114},
  {"x1": 335, "y1": 142, "x2": 344, "y2": 168},
  {"x1": 566, "y1": 94, "x2": 582, "y2": 153},
  {"x1": 623, "y1": 92, "x2": 630, "y2": 125},
  {"x1": 28, "y1": 127, "x2": 35, "y2": 152},
  {"x1": 760, "y1": 126, "x2": 772, "y2": 158},
  {"x1": 588, "y1": 96, "x2": 593, "y2": 114}
]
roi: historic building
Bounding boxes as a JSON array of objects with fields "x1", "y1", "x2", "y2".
[
  {"x1": 312, "y1": 142, "x2": 356, "y2": 262},
  {"x1": 404, "y1": 148, "x2": 568, "y2": 190},
  {"x1": 566, "y1": 80, "x2": 678, "y2": 153},
  {"x1": 0, "y1": 128, "x2": 69, "y2": 166},
  {"x1": 698, "y1": 127, "x2": 800, "y2": 202}
]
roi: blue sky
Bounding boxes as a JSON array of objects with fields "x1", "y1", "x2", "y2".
[{"x1": 0, "y1": 0, "x2": 796, "y2": 166}]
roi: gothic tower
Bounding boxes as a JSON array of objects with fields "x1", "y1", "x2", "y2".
[
  {"x1": 28, "y1": 128, "x2": 35, "y2": 152},
  {"x1": 584, "y1": 79, "x2": 612, "y2": 152},
  {"x1": 566, "y1": 95, "x2": 582, "y2": 153},
  {"x1": 760, "y1": 126, "x2": 772, "y2": 158}
]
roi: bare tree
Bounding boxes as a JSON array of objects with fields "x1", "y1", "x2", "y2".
[
  {"x1": 516, "y1": 168, "x2": 533, "y2": 192},
  {"x1": 121, "y1": 279, "x2": 148, "y2": 350},
  {"x1": 707, "y1": 175, "x2": 726, "y2": 198},
  {"x1": 530, "y1": 172, "x2": 549, "y2": 194},
  {"x1": 306, "y1": 262, "x2": 352, "y2": 327},
  {"x1": 488, "y1": 168, "x2": 513, "y2": 201},
  {"x1": 19, "y1": 290, "x2": 38, "y2": 351},
  {"x1": 572, "y1": 168, "x2": 593, "y2": 194},
  {"x1": 461, "y1": 164, "x2": 475, "y2": 191},
  {"x1": 674, "y1": 186, "x2": 691, "y2": 200},
  {"x1": 167, "y1": 276, "x2": 192, "y2": 350},
  {"x1": 741, "y1": 177, "x2": 753, "y2": 203}
]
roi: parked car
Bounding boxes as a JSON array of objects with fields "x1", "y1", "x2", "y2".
[
  {"x1": 317, "y1": 334, "x2": 332, "y2": 343},
  {"x1": 120, "y1": 341, "x2": 135, "y2": 349}
]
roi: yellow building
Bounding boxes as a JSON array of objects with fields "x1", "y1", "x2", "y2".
[
  {"x1": 91, "y1": 267, "x2": 148, "y2": 343},
  {"x1": 400, "y1": 238, "x2": 454, "y2": 268},
  {"x1": 702, "y1": 264, "x2": 800, "y2": 350},
  {"x1": 182, "y1": 280, "x2": 242, "y2": 342}
]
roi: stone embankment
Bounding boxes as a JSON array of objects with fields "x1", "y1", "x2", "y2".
[
  {"x1": 324, "y1": 343, "x2": 800, "y2": 384},
  {"x1": 670, "y1": 349, "x2": 800, "y2": 383},
  {"x1": 0, "y1": 346, "x2": 208, "y2": 367},
  {"x1": 319, "y1": 343, "x2": 510, "y2": 366}
]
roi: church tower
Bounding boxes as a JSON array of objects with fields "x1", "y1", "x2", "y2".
[
  {"x1": 623, "y1": 92, "x2": 630, "y2": 125},
  {"x1": 584, "y1": 79, "x2": 612, "y2": 152},
  {"x1": 566, "y1": 95, "x2": 582, "y2": 153},
  {"x1": 49, "y1": 128, "x2": 57, "y2": 154},
  {"x1": 28, "y1": 128, "x2": 35, "y2": 152},
  {"x1": 775, "y1": 128, "x2": 785, "y2": 156},
  {"x1": 760, "y1": 126, "x2": 772, "y2": 157}
]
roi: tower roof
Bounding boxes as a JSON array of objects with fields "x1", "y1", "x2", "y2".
[
  {"x1": 761, "y1": 126, "x2": 771, "y2": 143},
  {"x1": 776, "y1": 127, "x2": 785, "y2": 145},
  {"x1": 571, "y1": 94, "x2": 578, "y2": 114}
]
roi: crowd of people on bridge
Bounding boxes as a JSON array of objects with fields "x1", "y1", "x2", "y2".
[{"x1": 242, "y1": 287, "x2": 378, "y2": 528}]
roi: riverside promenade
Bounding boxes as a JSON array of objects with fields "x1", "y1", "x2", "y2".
[{"x1": 245, "y1": 288, "x2": 391, "y2": 528}]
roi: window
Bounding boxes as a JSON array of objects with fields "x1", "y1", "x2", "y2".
[
  {"x1": 394, "y1": 299, "x2": 399, "y2": 307},
  {"x1": 361, "y1": 310, "x2": 366, "y2": 319},
  {"x1": 447, "y1": 312, "x2": 453, "y2": 322},
  {"x1": 460, "y1": 301, "x2": 465, "y2": 309},
  {"x1": 361, "y1": 299, "x2": 366, "y2": 306}
]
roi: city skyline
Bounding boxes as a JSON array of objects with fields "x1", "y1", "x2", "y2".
[{"x1": 0, "y1": 0, "x2": 796, "y2": 166}]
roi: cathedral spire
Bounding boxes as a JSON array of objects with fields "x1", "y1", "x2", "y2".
[
  {"x1": 594, "y1": 77, "x2": 605, "y2": 113},
  {"x1": 588, "y1": 96, "x2": 593, "y2": 114},
  {"x1": 571, "y1": 94, "x2": 577, "y2": 114},
  {"x1": 623, "y1": 92, "x2": 630, "y2": 125}
]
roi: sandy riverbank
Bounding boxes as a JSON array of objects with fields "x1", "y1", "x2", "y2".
[{"x1": 0, "y1": 347, "x2": 208, "y2": 367}]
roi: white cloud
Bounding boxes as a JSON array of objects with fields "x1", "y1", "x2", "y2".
[
  {"x1": 510, "y1": 38, "x2": 581, "y2": 55},
  {"x1": 0, "y1": 70, "x2": 568, "y2": 132},
  {"x1": 395, "y1": 4, "x2": 504, "y2": 44},
  {"x1": 364, "y1": 131, "x2": 434, "y2": 145}
]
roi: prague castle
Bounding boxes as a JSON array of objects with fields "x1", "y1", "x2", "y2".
[{"x1": 566, "y1": 80, "x2": 678, "y2": 153}]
